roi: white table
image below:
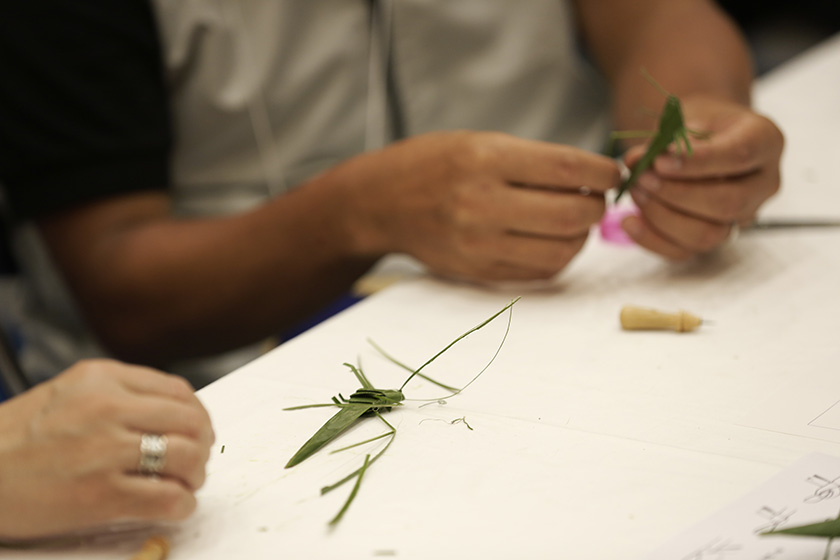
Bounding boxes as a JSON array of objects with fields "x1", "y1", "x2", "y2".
[{"x1": 11, "y1": 32, "x2": 840, "y2": 560}]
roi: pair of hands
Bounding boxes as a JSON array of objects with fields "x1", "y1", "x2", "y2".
[
  {"x1": 344, "y1": 96, "x2": 782, "y2": 283},
  {"x1": 0, "y1": 360, "x2": 214, "y2": 540}
]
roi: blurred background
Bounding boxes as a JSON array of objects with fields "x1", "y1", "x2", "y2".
[
  {"x1": 1, "y1": 2, "x2": 839, "y2": 401},
  {"x1": 718, "y1": 0, "x2": 840, "y2": 74}
]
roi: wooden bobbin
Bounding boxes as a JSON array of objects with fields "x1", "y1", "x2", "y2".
[
  {"x1": 131, "y1": 536, "x2": 170, "y2": 560},
  {"x1": 619, "y1": 305, "x2": 703, "y2": 333}
]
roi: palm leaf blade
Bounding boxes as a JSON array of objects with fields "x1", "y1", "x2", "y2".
[
  {"x1": 762, "y1": 517, "x2": 840, "y2": 538},
  {"x1": 285, "y1": 403, "x2": 371, "y2": 468}
]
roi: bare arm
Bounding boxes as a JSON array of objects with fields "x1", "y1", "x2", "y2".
[
  {"x1": 39, "y1": 172, "x2": 375, "y2": 365},
  {"x1": 39, "y1": 131, "x2": 619, "y2": 365},
  {"x1": 574, "y1": 0, "x2": 752, "y2": 130}
]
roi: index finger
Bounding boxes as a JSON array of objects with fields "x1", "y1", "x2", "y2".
[
  {"x1": 650, "y1": 128, "x2": 765, "y2": 180},
  {"x1": 110, "y1": 363, "x2": 214, "y2": 440},
  {"x1": 484, "y1": 134, "x2": 621, "y2": 194},
  {"x1": 121, "y1": 394, "x2": 215, "y2": 444},
  {"x1": 107, "y1": 361, "x2": 200, "y2": 404}
]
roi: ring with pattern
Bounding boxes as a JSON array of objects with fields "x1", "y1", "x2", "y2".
[{"x1": 139, "y1": 434, "x2": 168, "y2": 475}]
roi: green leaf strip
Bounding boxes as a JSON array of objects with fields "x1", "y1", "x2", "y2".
[
  {"x1": 762, "y1": 517, "x2": 840, "y2": 538},
  {"x1": 329, "y1": 454, "x2": 371, "y2": 526},
  {"x1": 321, "y1": 413, "x2": 397, "y2": 496},
  {"x1": 398, "y1": 297, "x2": 520, "y2": 392}
]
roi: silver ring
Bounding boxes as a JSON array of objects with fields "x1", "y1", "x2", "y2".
[{"x1": 139, "y1": 434, "x2": 168, "y2": 475}]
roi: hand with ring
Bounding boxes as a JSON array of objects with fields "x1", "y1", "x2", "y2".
[{"x1": 0, "y1": 359, "x2": 215, "y2": 540}]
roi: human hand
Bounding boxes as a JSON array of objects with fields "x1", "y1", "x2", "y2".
[
  {"x1": 337, "y1": 131, "x2": 620, "y2": 282},
  {"x1": 0, "y1": 359, "x2": 214, "y2": 540},
  {"x1": 621, "y1": 96, "x2": 784, "y2": 259}
]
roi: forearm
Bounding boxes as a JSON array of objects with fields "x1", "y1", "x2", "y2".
[
  {"x1": 40, "y1": 173, "x2": 378, "y2": 365},
  {"x1": 39, "y1": 129, "x2": 622, "y2": 364},
  {"x1": 576, "y1": 0, "x2": 754, "y2": 132}
]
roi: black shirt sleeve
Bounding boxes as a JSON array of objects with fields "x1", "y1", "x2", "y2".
[{"x1": 0, "y1": 0, "x2": 171, "y2": 221}]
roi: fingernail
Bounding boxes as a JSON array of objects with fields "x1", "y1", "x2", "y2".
[{"x1": 637, "y1": 172, "x2": 660, "y2": 192}]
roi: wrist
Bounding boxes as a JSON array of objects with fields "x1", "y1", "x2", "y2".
[{"x1": 313, "y1": 152, "x2": 393, "y2": 258}]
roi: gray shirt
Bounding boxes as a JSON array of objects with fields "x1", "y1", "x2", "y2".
[{"x1": 12, "y1": 0, "x2": 608, "y2": 386}]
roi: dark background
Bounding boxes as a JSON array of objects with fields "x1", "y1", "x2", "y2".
[{"x1": 717, "y1": 0, "x2": 840, "y2": 74}]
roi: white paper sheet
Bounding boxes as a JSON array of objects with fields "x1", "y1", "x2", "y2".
[{"x1": 640, "y1": 453, "x2": 840, "y2": 560}]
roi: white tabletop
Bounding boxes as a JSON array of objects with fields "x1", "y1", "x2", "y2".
[
  {"x1": 10, "y1": 32, "x2": 840, "y2": 560},
  {"x1": 752, "y1": 31, "x2": 840, "y2": 221}
]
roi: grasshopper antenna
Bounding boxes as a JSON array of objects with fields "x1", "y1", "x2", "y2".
[{"x1": 640, "y1": 67, "x2": 671, "y2": 98}]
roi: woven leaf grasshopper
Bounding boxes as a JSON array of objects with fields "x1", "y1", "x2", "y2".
[
  {"x1": 284, "y1": 297, "x2": 519, "y2": 525},
  {"x1": 611, "y1": 69, "x2": 710, "y2": 203}
]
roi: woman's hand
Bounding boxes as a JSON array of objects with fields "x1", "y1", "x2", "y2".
[{"x1": 0, "y1": 359, "x2": 215, "y2": 540}]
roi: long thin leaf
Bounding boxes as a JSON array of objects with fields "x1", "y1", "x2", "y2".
[
  {"x1": 416, "y1": 297, "x2": 515, "y2": 401},
  {"x1": 283, "y1": 403, "x2": 343, "y2": 411},
  {"x1": 330, "y1": 430, "x2": 393, "y2": 454},
  {"x1": 399, "y1": 297, "x2": 520, "y2": 391},
  {"x1": 762, "y1": 517, "x2": 840, "y2": 538},
  {"x1": 344, "y1": 362, "x2": 373, "y2": 389},
  {"x1": 328, "y1": 454, "x2": 371, "y2": 526},
  {"x1": 366, "y1": 338, "x2": 460, "y2": 393},
  {"x1": 321, "y1": 413, "x2": 396, "y2": 495}
]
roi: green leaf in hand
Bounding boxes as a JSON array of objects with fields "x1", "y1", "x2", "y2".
[{"x1": 610, "y1": 69, "x2": 710, "y2": 203}]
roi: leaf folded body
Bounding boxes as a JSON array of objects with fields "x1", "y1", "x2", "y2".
[
  {"x1": 285, "y1": 404, "x2": 372, "y2": 468},
  {"x1": 349, "y1": 388, "x2": 404, "y2": 408}
]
